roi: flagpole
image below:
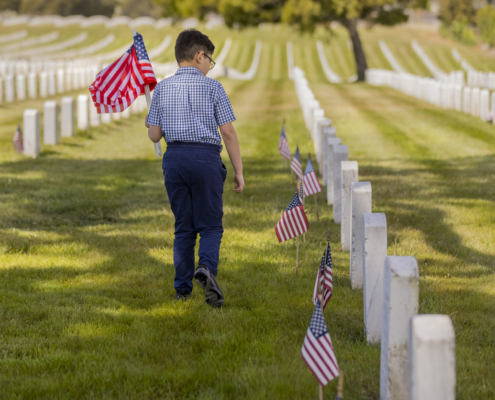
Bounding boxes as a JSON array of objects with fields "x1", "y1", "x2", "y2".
[
  {"x1": 296, "y1": 235, "x2": 299, "y2": 276},
  {"x1": 314, "y1": 193, "x2": 319, "y2": 221},
  {"x1": 335, "y1": 372, "x2": 344, "y2": 400},
  {"x1": 144, "y1": 84, "x2": 163, "y2": 158},
  {"x1": 317, "y1": 230, "x2": 330, "y2": 400},
  {"x1": 298, "y1": 180, "x2": 305, "y2": 242}
]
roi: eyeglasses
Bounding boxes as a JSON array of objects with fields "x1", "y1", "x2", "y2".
[{"x1": 204, "y1": 53, "x2": 216, "y2": 70}]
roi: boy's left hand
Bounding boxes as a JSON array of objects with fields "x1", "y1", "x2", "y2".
[
  {"x1": 145, "y1": 114, "x2": 150, "y2": 128},
  {"x1": 233, "y1": 173, "x2": 244, "y2": 193}
]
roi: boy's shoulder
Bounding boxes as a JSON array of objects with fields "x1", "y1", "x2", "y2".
[{"x1": 158, "y1": 72, "x2": 224, "y2": 91}]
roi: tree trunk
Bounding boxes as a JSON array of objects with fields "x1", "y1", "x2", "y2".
[{"x1": 345, "y1": 18, "x2": 368, "y2": 81}]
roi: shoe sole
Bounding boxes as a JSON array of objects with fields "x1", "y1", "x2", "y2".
[{"x1": 194, "y1": 270, "x2": 224, "y2": 308}]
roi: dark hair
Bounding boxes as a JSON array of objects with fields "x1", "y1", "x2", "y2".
[{"x1": 175, "y1": 29, "x2": 215, "y2": 63}]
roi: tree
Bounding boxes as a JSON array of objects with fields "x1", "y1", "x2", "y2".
[
  {"x1": 477, "y1": 5, "x2": 495, "y2": 47},
  {"x1": 438, "y1": 0, "x2": 476, "y2": 26},
  {"x1": 154, "y1": 0, "x2": 426, "y2": 81},
  {"x1": 280, "y1": 0, "x2": 419, "y2": 81}
]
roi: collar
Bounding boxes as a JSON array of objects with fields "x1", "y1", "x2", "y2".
[{"x1": 175, "y1": 66, "x2": 203, "y2": 76}]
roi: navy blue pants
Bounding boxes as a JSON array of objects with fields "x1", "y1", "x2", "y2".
[{"x1": 162, "y1": 142, "x2": 227, "y2": 293}]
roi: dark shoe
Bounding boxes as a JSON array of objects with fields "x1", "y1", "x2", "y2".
[
  {"x1": 194, "y1": 265, "x2": 224, "y2": 308},
  {"x1": 175, "y1": 290, "x2": 191, "y2": 301}
]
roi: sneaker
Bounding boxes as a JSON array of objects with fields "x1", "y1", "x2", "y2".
[
  {"x1": 175, "y1": 290, "x2": 191, "y2": 301},
  {"x1": 194, "y1": 265, "x2": 224, "y2": 308}
]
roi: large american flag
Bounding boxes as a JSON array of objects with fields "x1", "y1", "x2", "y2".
[
  {"x1": 89, "y1": 32, "x2": 157, "y2": 114},
  {"x1": 278, "y1": 125, "x2": 291, "y2": 160},
  {"x1": 13, "y1": 124, "x2": 23, "y2": 154},
  {"x1": 312, "y1": 242, "x2": 333, "y2": 310},
  {"x1": 291, "y1": 145, "x2": 303, "y2": 181},
  {"x1": 301, "y1": 299, "x2": 339, "y2": 386},
  {"x1": 303, "y1": 156, "x2": 322, "y2": 197},
  {"x1": 275, "y1": 192, "x2": 309, "y2": 243}
]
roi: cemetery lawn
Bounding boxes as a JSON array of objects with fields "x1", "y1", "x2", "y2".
[{"x1": 1, "y1": 26, "x2": 495, "y2": 399}]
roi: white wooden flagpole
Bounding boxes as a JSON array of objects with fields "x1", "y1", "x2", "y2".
[
  {"x1": 144, "y1": 84, "x2": 162, "y2": 159},
  {"x1": 134, "y1": 29, "x2": 162, "y2": 159}
]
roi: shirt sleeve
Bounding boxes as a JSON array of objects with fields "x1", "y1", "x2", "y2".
[
  {"x1": 147, "y1": 84, "x2": 161, "y2": 127},
  {"x1": 214, "y1": 83, "x2": 236, "y2": 126}
]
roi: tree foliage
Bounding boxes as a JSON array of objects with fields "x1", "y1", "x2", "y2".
[
  {"x1": 477, "y1": 5, "x2": 495, "y2": 47},
  {"x1": 438, "y1": 0, "x2": 476, "y2": 25}
]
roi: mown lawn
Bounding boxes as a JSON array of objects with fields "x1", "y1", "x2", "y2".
[{"x1": 1, "y1": 23, "x2": 495, "y2": 399}]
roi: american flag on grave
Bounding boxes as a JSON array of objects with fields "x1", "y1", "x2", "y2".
[
  {"x1": 303, "y1": 155, "x2": 322, "y2": 197},
  {"x1": 275, "y1": 192, "x2": 309, "y2": 243},
  {"x1": 89, "y1": 31, "x2": 157, "y2": 114},
  {"x1": 312, "y1": 242, "x2": 333, "y2": 311},
  {"x1": 278, "y1": 125, "x2": 291, "y2": 160},
  {"x1": 13, "y1": 124, "x2": 23, "y2": 154},
  {"x1": 291, "y1": 145, "x2": 303, "y2": 181},
  {"x1": 301, "y1": 299, "x2": 339, "y2": 386}
]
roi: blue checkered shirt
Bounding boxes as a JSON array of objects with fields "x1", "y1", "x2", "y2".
[{"x1": 147, "y1": 67, "x2": 235, "y2": 146}]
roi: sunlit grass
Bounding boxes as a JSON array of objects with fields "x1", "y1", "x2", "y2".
[{"x1": 0, "y1": 22, "x2": 494, "y2": 399}]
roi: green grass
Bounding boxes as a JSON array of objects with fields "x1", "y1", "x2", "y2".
[{"x1": 1, "y1": 23, "x2": 495, "y2": 399}]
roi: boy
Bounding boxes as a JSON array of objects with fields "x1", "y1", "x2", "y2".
[{"x1": 145, "y1": 29, "x2": 244, "y2": 308}]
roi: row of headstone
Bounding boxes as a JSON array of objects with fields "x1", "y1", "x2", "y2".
[
  {"x1": 367, "y1": 69, "x2": 493, "y2": 122},
  {"x1": 0, "y1": 65, "x2": 99, "y2": 103},
  {"x1": 293, "y1": 66, "x2": 456, "y2": 400},
  {"x1": 22, "y1": 94, "x2": 148, "y2": 158},
  {"x1": 1, "y1": 14, "x2": 175, "y2": 30}
]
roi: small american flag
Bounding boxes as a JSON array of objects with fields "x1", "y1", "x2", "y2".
[
  {"x1": 291, "y1": 145, "x2": 303, "y2": 181},
  {"x1": 278, "y1": 125, "x2": 291, "y2": 160},
  {"x1": 89, "y1": 31, "x2": 157, "y2": 114},
  {"x1": 301, "y1": 299, "x2": 339, "y2": 386},
  {"x1": 275, "y1": 192, "x2": 309, "y2": 243},
  {"x1": 13, "y1": 124, "x2": 23, "y2": 154},
  {"x1": 303, "y1": 156, "x2": 322, "y2": 197},
  {"x1": 312, "y1": 242, "x2": 333, "y2": 310}
]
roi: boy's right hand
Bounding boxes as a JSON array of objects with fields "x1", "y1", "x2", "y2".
[{"x1": 233, "y1": 173, "x2": 244, "y2": 193}]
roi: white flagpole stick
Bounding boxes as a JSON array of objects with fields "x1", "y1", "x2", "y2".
[
  {"x1": 319, "y1": 384, "x2": 323, "y2": 400},
  {"x1": 314, "y1": 193, "x2": 319, "y2": 221},
  {"x1": 144, "y1": 84, "x2": 162, "y2": 159},
  {"x1": 296, "y1": 235, "x2": 299, "y2": 276}
]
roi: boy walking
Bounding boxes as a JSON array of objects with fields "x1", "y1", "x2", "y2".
[{"x1": 146, "y1": 29, "x2": 244, "y2": 308}]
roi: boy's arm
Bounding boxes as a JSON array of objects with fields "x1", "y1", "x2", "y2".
[
  {"x1": 219, "y1": 122, "x2": 244, "y2": 193},
  {"x1": 145, "y1": 115, "x2": 162, "y2": 143}
]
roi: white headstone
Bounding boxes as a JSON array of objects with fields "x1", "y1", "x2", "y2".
[
  {"x1": 311, "y1": 110, "x2": 325, "y2": 159},
  {"x1": 5, "y1": 75, "x2": 14, "y2": 102},
  {"x1": 408, "y1": 315, "x2": 456, "y2": 400},
  {"x1": 77, "y1": 94, "x2": 89, "y2": 130},
  {"x1": 316, "y1": 118, "x2": 332, "y2": 167},
  {"x1": 321, "y1": 126, "x2": 336, "y2": 185},
  {"x1": 326, "y1": 138, "x2": 341, "y2": 205},
  {"x1": 480, "y1": 89, "x2": 490, "y2": 122},
  {"x1": 43, "y1": 101, "x2": 59, "y2": 145},
  {"x1": 350, "y1": 182, "x2": 372, "y2": 289},
  {"x1": 332, "y1": 145, "x2": 348, "y2": 223},
  {"x1": 40, "y1": 72, "x2": 48, "y2": 98},
  {"x1": 101, "y1": 113, "x2": 112, "y2": 124},
  {"x1": 48, "y1": 71, "x2": 56, "y2": 96},
  {"x1": 122, "y1": 107, "x2": 131, "y2": 119},
  {"x1": 23, "y1": 109, "x2": 40, "y2": 158},
  {"x1": 138, "y1": 95, "x2": 146, "y2": 112},
  {"x1": 341, "y1": 161, "x2": 358, "y2": 251},
  {"x1": 65, "y1": 67, "x2": 73, "y2": 91},
  {"x1": 112, "y1": 112, "x2": 121, "y2": 121},
  {"x1": 363, "y1": 213, "x2": 387, "y2": 344},
  {"x1": 0, "y1": 77, "x2": 3, "y2": 103},
  {"x1": 57, "y1": 69, "x2": 64, "y2": 93},
  {"x1": 16, "y1": 74, "x2": 26, "y2": 100},
  {"x1": 462, "y1": 87, "x2": 470, "y2": 114},
  {"x1": 131, "y1": 98, "x2": 140, "y2": 114},
  {"x1": 89, "y1": 102, "x2": 100, "y2": 127},
  {"x1": 61, "y1": 97, "x2": 75, "y2": 137},
  {"x1": 380, "y1": 256, "x2": 419, "y2": 400},
  {"x1": 28, "y1": 72, "x2": 37, "y2": 99},
  {"x1": 471, "y1": 87, "x2": 480, "y2": 117},
  {"x1": 453, "y1": 84, "x2": 462, "y2": 112}
]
